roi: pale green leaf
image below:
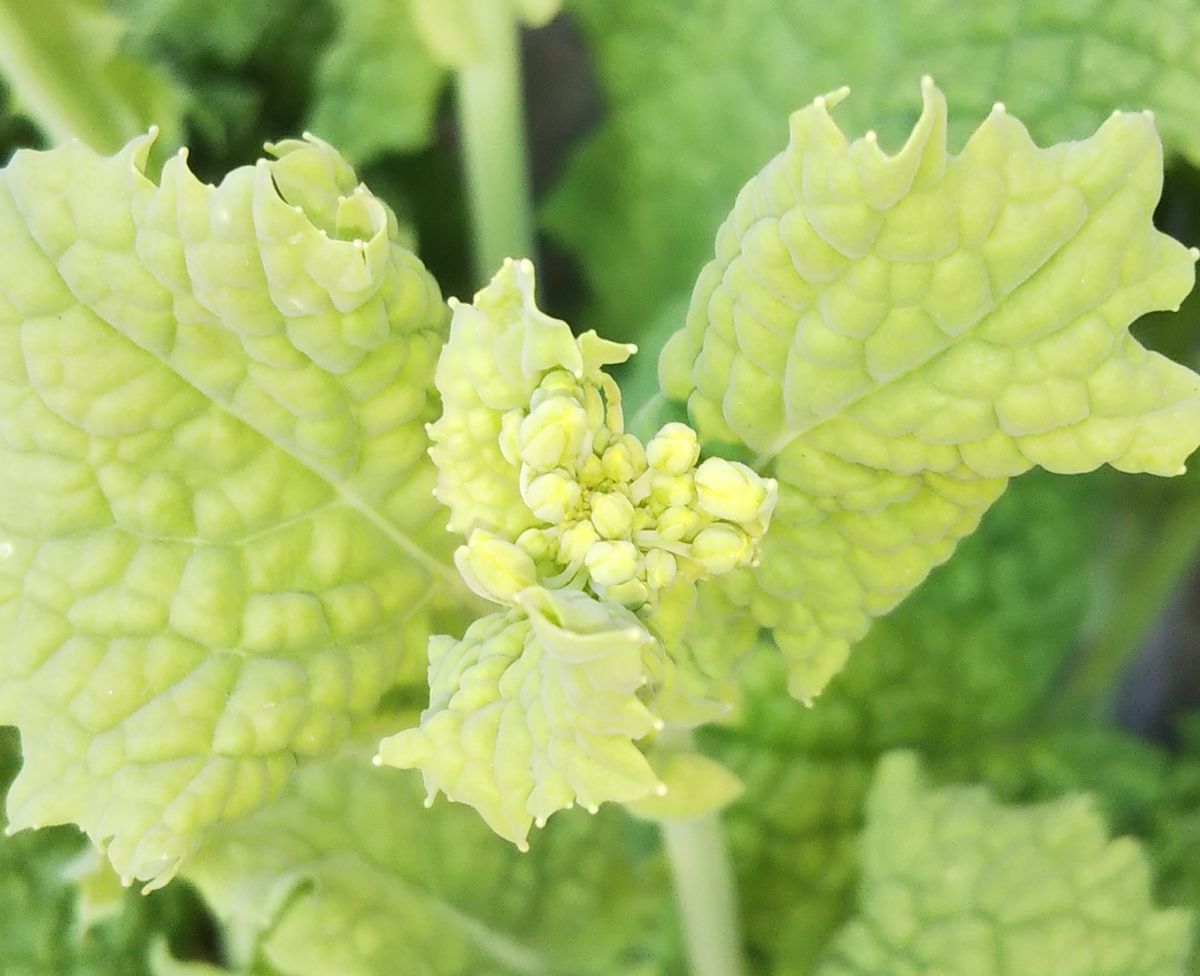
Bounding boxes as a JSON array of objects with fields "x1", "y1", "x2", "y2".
[
  {"x1": 377, "y1": 586, "x2": 664, "y2": 848},
  {"x1": 659, "y1": 79, "x2": 1200, "y2": 700},
  {"x1": 0, "y1": 133, "x2": 458, "y2": 887},
  {"x1": 183, "y1": 749, "x2": 672, "y2": 976},
  {"x1": 815, "y1": 753, "x2": 1193, "y2": 976},
  {"x1": 308, "y1": 0, "x2": 449, "y2": 165},
  {"x1": 550, "y1": 0, "x2": 1200, "y2": 344}
]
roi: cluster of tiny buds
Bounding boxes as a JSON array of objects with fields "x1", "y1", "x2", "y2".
[{"x1": 455, "y1": 367, "x2": 778, "y2": 611}]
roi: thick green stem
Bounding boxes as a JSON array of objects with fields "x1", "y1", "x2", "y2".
[
  {"x1": 662, "y1": 813, "x2": 745, "y2": 976},
  {"x1": 455, "y1": 1, "x2": 536, "y2": 283},
  {"x1": 0, "y1": 0, "x2": 146, "y2": 150}
]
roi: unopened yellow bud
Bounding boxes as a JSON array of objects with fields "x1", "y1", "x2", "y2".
[
  {"x1": 646, "y1": 422, "x2": 700, "y2": 475},
  {"x1": 523, "y1": 469, "x2": 581, "y2": 523},
  {"x1": 584, "y1": 540, "x2": 640, "y2": 586},
  {"x1": 498, "y1": 409, "x2": 522, "y2": 466},
  {"x1": 577, "y1": 454, "x2": 605, "y2": 487},
  {"x1": 694, "y1": 458, "x2": 773, "y2": 524},
  {"x1": 530, "y1": 369, "x2": 578, "y2": 407},
  {"x1": 602, "y1": 434, "x2": 647, "y2": 484},
  {"x1": 519, "y1": 397, "x2": 587, "y2": 472},
  {"x1": 650, "y1": 471, "x2": 695, "y2": 509},
  {"x1": 583, "y1": 384, "x2": 607, "y2": 432},
  {"x1": 656, "y1": 505, "x2": 704, "y2": 542},
  {"x1": 516, "y1": 527, "x2": 551, "y2": 561},
  {"x1": 598, "y1": 578, "x2": 650, "y2": 608},
  {"x1": 590, "y1": 491, "x2": 636, "y2": 539},
  {"x1": 454, "y1": 531, "x2": 537, "y2": 604},
  {"x1": 558, "y1": 520, "x2": 599, "y2": 564},
  {"x1": 690, "y1": 524, "x2": 752, "y2": 575},
  {"x1": 644, "y1": 549, "x2": 678, "y2": 589}
]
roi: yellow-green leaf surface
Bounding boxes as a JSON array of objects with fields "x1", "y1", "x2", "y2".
[
  {"x1": 660, "y1": 79, "x2": 1200, "y2": 700},
  {"x1": 0, "y1": 133, "x2": 456, "y2": 887},
  {"x1": 377, "y1": 586, "x2": 664, "y2": 848},
  {"x1": 183, "y1": 751, "x2": 671, "y2": 976},
  {"x1": 549, "y1": 0, "x2": 1200, "y2": 344},
  {"x1": 815, "y1": 753, "x2": 1193, "y2": 976}
]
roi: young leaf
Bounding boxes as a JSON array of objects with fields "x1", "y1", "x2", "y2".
[
  {"x1": 0, "y1": 133, "x2": 456, "y2": 887},
  {"x1": 377, "y1": 586, "x2": 665, "y2": 848},
  {"x1": 183, "y1": 750, "x2": 671, "y2": 976},
  {"x1": 549, "y1": 0, "x2": 1200, "y2": 343},
  {"x1": 815, "y1": 753, "x2": 1193, "y2": 975},
  {"x1": 659, "y1": 79, "x2": 1200, "y2": 700}
]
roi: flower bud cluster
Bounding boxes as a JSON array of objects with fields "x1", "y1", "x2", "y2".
[{"x1": 456, "y1": 363, "x2": 777, "y2": 610}]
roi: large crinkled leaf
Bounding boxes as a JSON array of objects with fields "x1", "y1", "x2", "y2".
[
  {"x1": 182, "y1": 750, "x2": 672, "y2": 976},
  {"x1": 548, "y1": 0, "x2": 1200, "y2": 343},
  {"x1": 377, "y1": 586, "x2": 664, "y2": 848},
  {"x1": 658, "y1": 79, "x2": 1200, "y2": 700},
  {"x1": 0, "y1": 133, "x2": 458, "y2": 887},
  {"x1": 707, "y1": 470, "x2": 1103, "y2": 974},
  {"x1": 815, "y1": 753, "x2": 1193, "y2": 976}
]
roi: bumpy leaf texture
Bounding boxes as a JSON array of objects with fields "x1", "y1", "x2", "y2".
[
  {"x1": 815, "y1": 753, "x2": 1193, "y2": 975},
  {"x1": 378, "y1": 587, "x2": 663, "y2": 849},
  {"x1": 182, "y1": 750, "x2": 671, "y2": 976},
  {"x1": 0, "y1": 133, "x2": 456, "y2": 886},
  {"x1": 659, "y1": 79, "x2": 1200, "y2": 700},
  {"x1": 550, "y1": 0, "x2": 1200, "y2": 342}
]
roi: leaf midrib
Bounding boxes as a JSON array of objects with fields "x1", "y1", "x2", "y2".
[{"x1": 748, "y1": 133, "x2": 1152, "y2": 473}]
